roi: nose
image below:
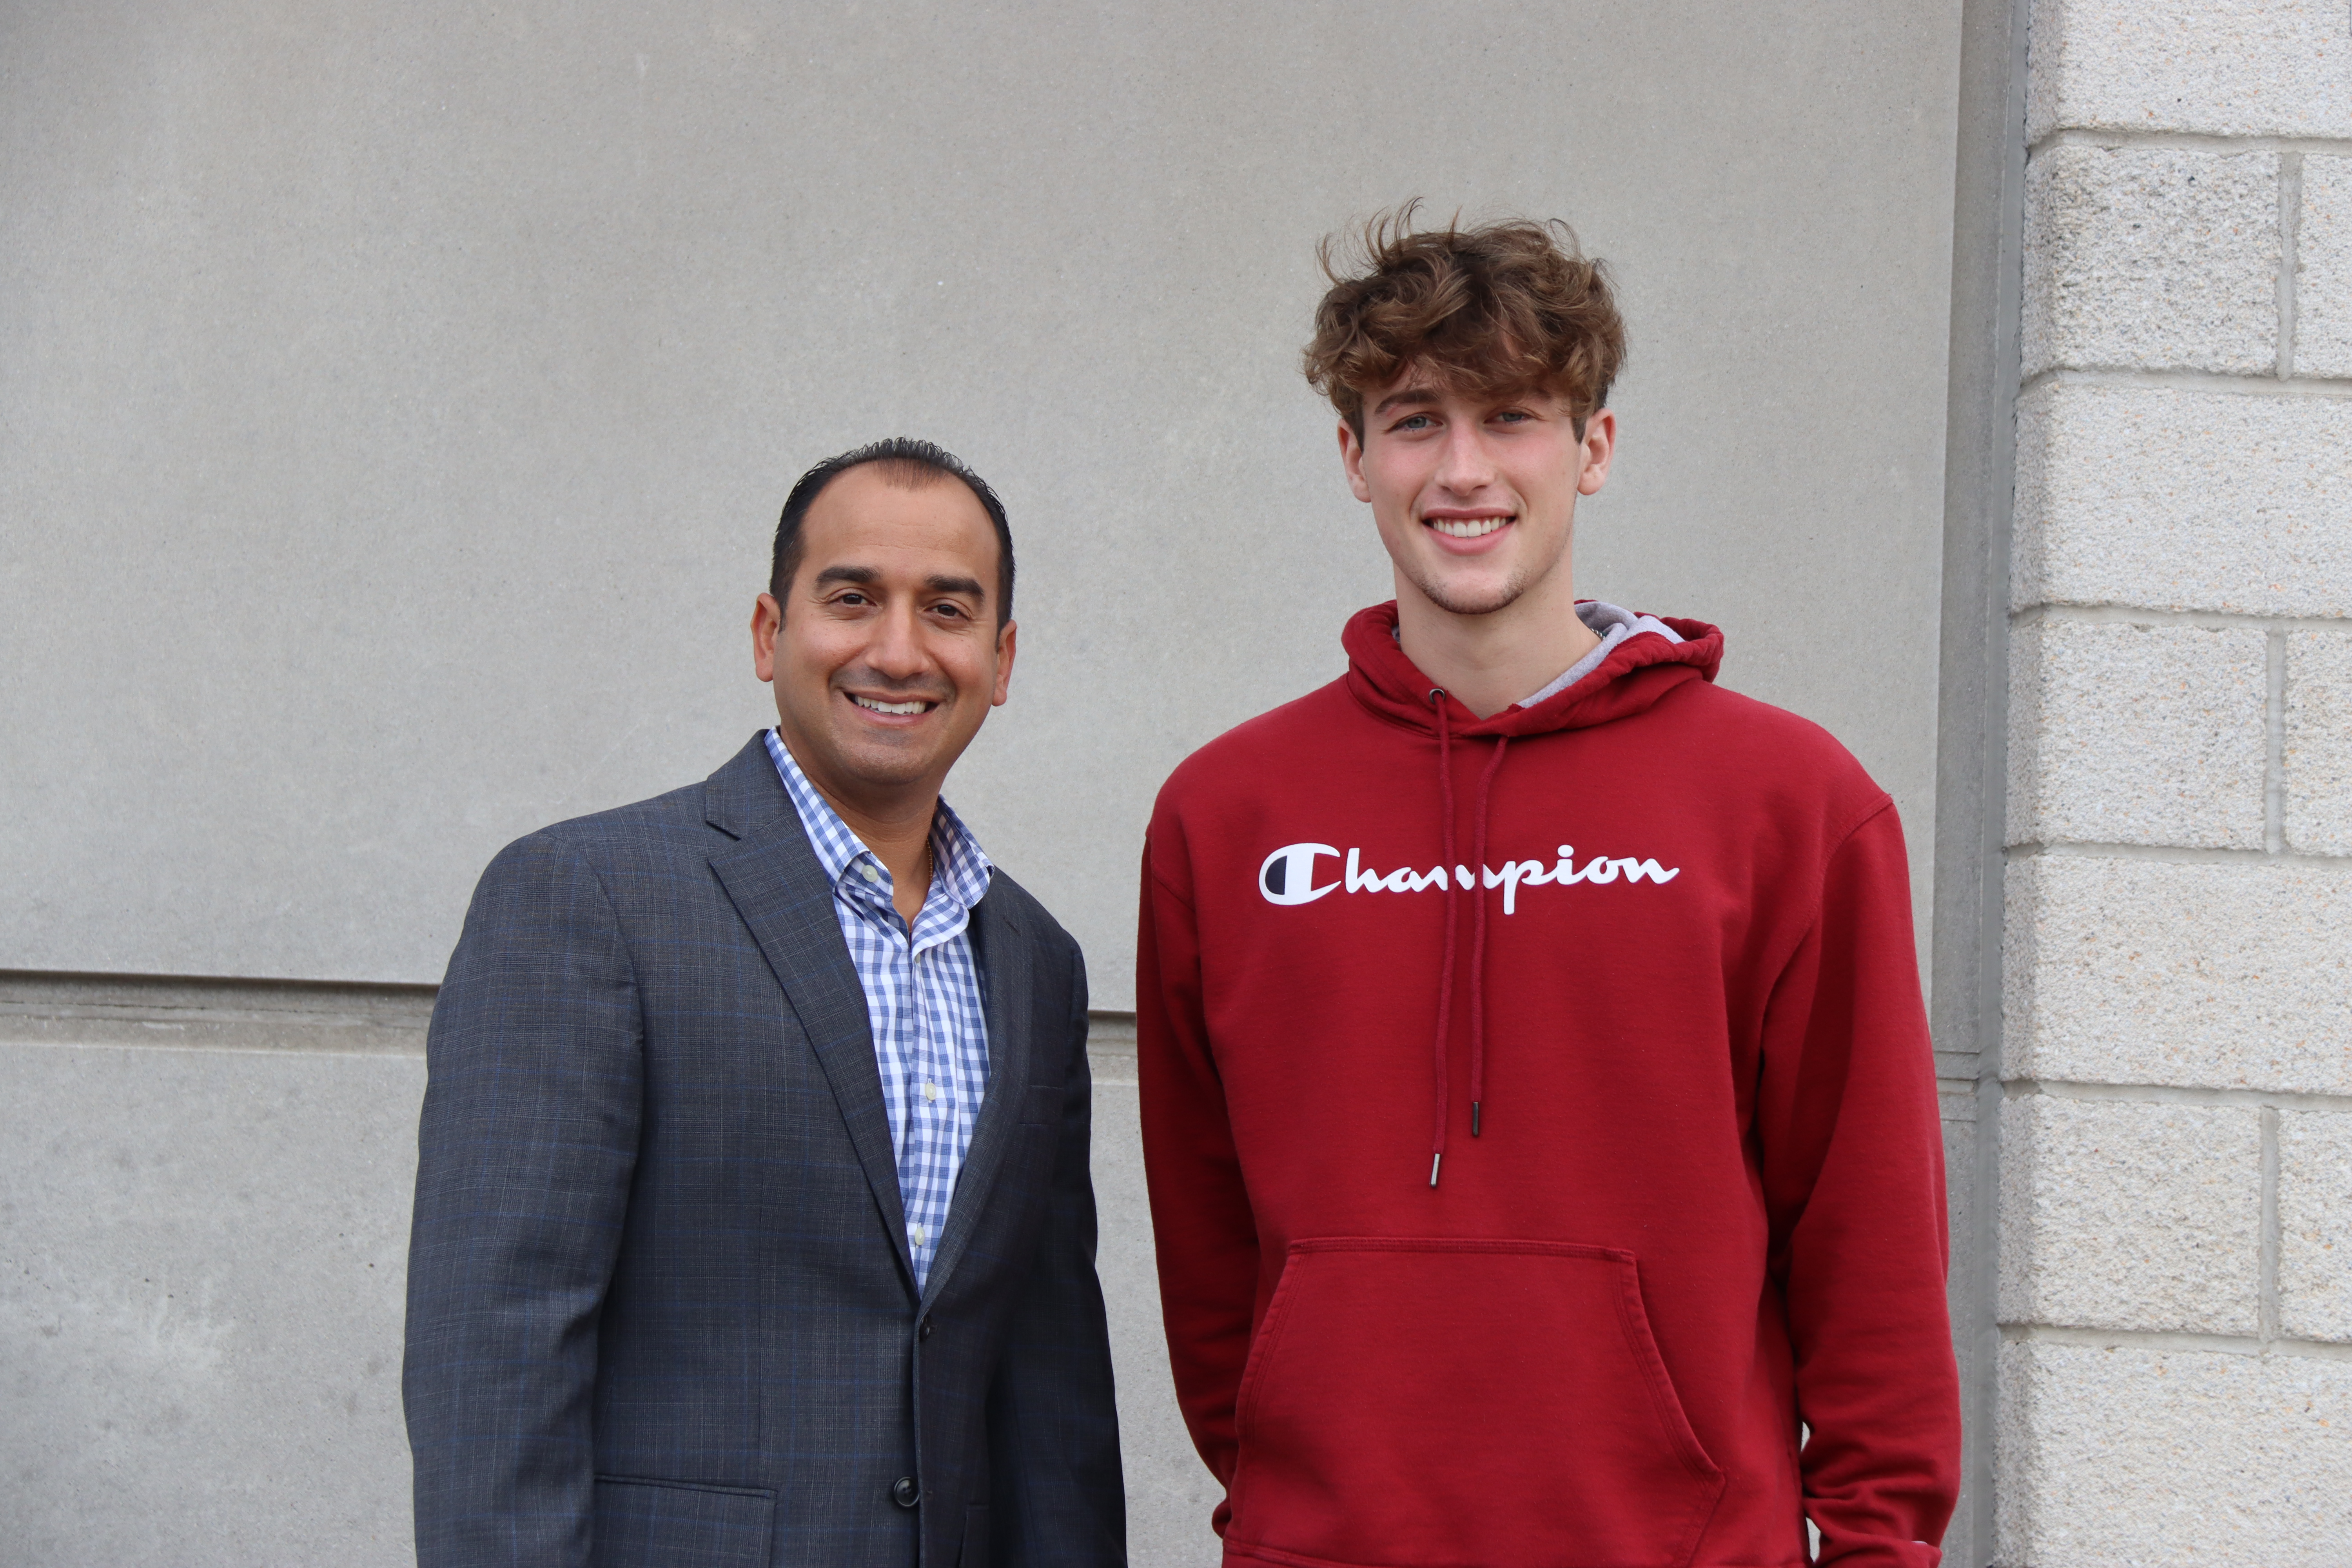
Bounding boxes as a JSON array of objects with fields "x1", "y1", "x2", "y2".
[
  {"x1": 866, "y1": 599, "x2": 929, "y2": 679},
  {"x1": 1432, "y1": 419, "x2": 1497, "y2": 496}
]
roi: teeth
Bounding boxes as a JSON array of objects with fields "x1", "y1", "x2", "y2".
[
  {"x1": 1428, "y1": 517, "x2": 1511, "y2": 538},
  {"x1": 851, "y1": 695, "x2": 930, "y2": 716}
]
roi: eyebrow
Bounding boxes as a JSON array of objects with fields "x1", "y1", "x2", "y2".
[
  {"x1": 1371, "y1": 386, "x2": 1443, "y2": 417},
  {"x1": 811, "y1": 564, "x2": 987, "y2": 603}
]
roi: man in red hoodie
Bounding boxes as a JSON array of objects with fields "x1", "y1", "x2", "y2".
[{"x1": 1137, "y1": 212, "x2": 1961, "y2": 1568}]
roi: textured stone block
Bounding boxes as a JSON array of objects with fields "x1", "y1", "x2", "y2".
[
  {"x1": 2023, "y1": 145, "x2": 2279, "y2": 376},
  {"x1": 1997, "y1": 1341, "x2": 2352, "y2": 1564},
  {"x1": 2285, "y1": 632, "x2": 2352, "y2": 858},
  {"x1": 2297, "y1": 156, "x2": 2352, "y2": 376},
  {"x1": 2008, "y1": 619, "x2": 2268, "y2": 849},
  {"x1": 2005, "y1": 855, "x2": 2352, "y2": 1094},
  {"x1": 1998, "y1": 1097, "x2": 2260, "y2": 1334},
  {"x1": 2279, "y1": 1111, "x2": 2352, "y2": 1343},
  {"x1": 2014, "y1": 383, "x2": 2352, "y2": 617},
  {"x1": 2026, "y1": 0, "x2": 2352, "y2": 142}
]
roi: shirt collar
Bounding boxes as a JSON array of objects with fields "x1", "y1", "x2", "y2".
[{"x1": 762, "y1": 728, "x2": 994, "y2": 916}]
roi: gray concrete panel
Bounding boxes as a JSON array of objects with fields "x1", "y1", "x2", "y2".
[
  {"x1": 0, "y1": 1002, "x2": 1216, "y2": 1564},
  {"x1": 2, "y1": 1, "x2": 1967, "y2": 1005},
  {"x1": 0, "y1": 1040, "x2": 423, "y2": 1566}
]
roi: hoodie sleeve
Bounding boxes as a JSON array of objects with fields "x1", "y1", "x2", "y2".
[
  {"x1": 1755, "y1": 800, "x2": 1961, "y2": 1567},
  {"x1": 1135, "y1": 835, "x2": 1259, "y2": 1526}
]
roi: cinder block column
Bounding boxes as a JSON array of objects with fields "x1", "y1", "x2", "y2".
[{"x1": 1999, "y1": 4, "x2": 2352, "y2": 1562}]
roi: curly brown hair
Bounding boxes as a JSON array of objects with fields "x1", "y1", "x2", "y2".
[{"x1": 1303, "y1": 203, "x2": 1626, "y2": 437}]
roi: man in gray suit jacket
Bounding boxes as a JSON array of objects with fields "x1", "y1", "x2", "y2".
[{"x1": 404, "y1": 439, "x2": 1125, "y2": 1568}]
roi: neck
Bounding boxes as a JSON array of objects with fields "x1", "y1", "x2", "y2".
[
  {"x1": 1394, "y1": 563, "x2": 1601, "y2": 720},
  {"x1": 778, "y1": 734, "x2": 941, "y2": 922}
]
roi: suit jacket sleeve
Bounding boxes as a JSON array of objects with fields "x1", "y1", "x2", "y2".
[
  {"x1": 1756, "y1": 802, "x2": 1961, "y2": 1565},
  {"x1": 984, "y1": 938, "x2": 1129, "y2": 1566},
  {"x1": 404, "y1": 831, "x2": 644, "y2": 1568}
]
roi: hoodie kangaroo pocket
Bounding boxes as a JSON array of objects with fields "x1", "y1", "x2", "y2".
[{"x1": 1228, "y1": 1239, "x2": 1724, "y2": 1568}]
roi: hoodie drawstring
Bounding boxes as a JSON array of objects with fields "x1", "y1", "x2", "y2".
[
  {"x1": 1426, "y1": 688, "x2": 1510, "y2": 1188},
  {"x1": 1426, "y1": 691, "x2": 1459, "y2": 1188},
  {"x1": 1467, "y1": 734, "x2": 1510, "y2": 1143}
]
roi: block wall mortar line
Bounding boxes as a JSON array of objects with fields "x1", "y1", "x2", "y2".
[
  {"x1": 2004, "y1": 1078, "x2": 2352, "y2": 1114},
  {"x1": 2030, "y1": 127, "x2": 2352, "y2": 159},
  {"x1": 2019, "y1": 366, "x2": 2352, "y2": 398},
  {"x1": 2000, "y1": 1323, "x2": 2352, "y2": 1361},
  {"x1": 2280, "y1": 152, "x2": 2305, "y2": 379},
  {"x1": 2013, "y1": 603, "x2": 2350, "y2": 632},
  {"x1": 2267, "y1": 631, "x2": 2288, "y2": 853},
  {"x1": 2261, "y1": 1106, "x2": 2282, "y2": 1343},
  {"x1": 2004, "y1": 839, "x2": 2352, "y2": 870}
]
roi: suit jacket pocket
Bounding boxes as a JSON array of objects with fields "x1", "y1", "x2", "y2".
[
  {"x1": 960, "y1": 1503, "x2": 991, "y2": 1568},
  {"x1": 592, "y1": 1475, "x2": 776, "y2": 1568}
]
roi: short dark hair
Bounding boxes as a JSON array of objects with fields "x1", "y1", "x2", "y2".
[
  {"x1": 1304, "y1": 203, "x2": 1626, "y2": 439},
  {"x1": 770, "y1": 438, "x2": 1015, "y2": 626}
]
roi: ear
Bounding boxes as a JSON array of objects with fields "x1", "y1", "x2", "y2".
[
  {"x1": 1576, "y1": 408, "x2": 1617, "y2": 497},
  {"x1": 751, "y1": 593, "x2": 781, "y2": 682},
  {"x1": 990, "y1": 621, "x2": 1018, "y2": 707},
  {"x1": 1339, "y1": 420, "x2": 1373, "y2": 504}
]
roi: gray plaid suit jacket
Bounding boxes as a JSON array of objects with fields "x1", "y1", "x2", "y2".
[{"x1": 403, "y1": 735, "x2": 1125, "y2": 1568}]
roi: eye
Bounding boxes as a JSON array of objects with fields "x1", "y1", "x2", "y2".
[
  {"x1": 1394, "y1": 413, "x2": 1436, "y2": 432},
  {"x1": 1492, "y1": 408, "x2": 1531, "y2": 425},
  {"x1": 931, "y1": 601, "x2": 970, "y2": 621},
  {"x1": 832, "y1": 590, "x2": 874, "y2": 608}
]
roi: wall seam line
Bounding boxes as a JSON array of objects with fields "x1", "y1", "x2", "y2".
[
  {"x1": 2005, "y1": 1079, "x2": 2352, "y2": 1113},
  {"x1": 2002, "y1": 1323, "x2": 2352, "y2": 1361},
  {"x1": 2004, "y1": 840, "x2": 2351, "y2": 870},
  {"x1": 2030, "y1": 127, "x2": 2352, "y2": 158},
  {"x1": 2019, "y1": 366, "x2": 2352, "y2": 397},
  {"x1": 2013, "y1": 604, "x2": 2349, "y2": 632}
]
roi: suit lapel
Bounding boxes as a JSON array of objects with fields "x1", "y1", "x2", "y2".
[
  {"x1": 703, "y1": 738, "x2": 916, "y2": 1294},
  {"x1": 920, "y1": 878, "x2": 1036, "y2": 1307}
]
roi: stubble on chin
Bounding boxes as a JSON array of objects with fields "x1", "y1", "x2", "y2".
[{"x1": 1405, "y1": 560, "x2": 1532, "y2": 619}]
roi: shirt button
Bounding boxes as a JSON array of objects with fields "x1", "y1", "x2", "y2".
[
  {"x1": 908, "y1": 1221, "x2": 926, "y2": 1249},
  {"x1": 924, "y1": 1081, "x2": 940, "y2": 1103},
  {"x1": 891, "y1": 1475, "x2": 920, "y2": 1508}
]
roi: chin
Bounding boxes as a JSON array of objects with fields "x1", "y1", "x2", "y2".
[{"x1": 1416, "y1": 570, "x2": 1529, "y2": 618}]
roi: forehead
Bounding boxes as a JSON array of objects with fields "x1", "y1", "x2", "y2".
[{"x1": 799, "y1": 466, "x2": 998, "y2": 575}]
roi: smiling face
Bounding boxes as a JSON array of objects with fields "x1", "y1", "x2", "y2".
[
  {"x1": 1339, "y1": 370, "x2": 1614, "y2": 619},
  {"x1": 752, "y1": 464, "x2": 1015, "y2": 814}
]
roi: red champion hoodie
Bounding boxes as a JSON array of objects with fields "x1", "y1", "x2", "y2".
[{"x1": 1138, "y1": 602, "x2": 1960, "y2": 1568}]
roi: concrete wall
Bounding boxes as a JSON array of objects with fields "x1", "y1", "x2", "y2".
[
  {"x1": 0, "y1": 0, "x2": 1971, "y2": 1008},
  {"x1": 1996, "y1": 2, "x2": 2352, "y2": 1561},
  {"x1": 0, "y1": 983, "x2": 1221, "y2": 1568}
]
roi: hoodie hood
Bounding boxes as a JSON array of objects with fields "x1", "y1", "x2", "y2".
[{"x1": 1342, "y1": 599, "x2": 1724, "y2": 739}]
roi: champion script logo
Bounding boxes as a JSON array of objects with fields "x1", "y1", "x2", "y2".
[{"x1": 1259, "y1": 843, "x2": 1681, "y2": 914}]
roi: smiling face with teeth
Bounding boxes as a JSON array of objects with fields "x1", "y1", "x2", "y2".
[
  {"x1": 752, "y1": 463, "x2": 1015, "y2": 828},
  {"x1": 1340, "y1": 368, "x2": 1615, "y2": 625}
]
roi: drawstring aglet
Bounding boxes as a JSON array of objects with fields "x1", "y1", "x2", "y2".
[
  {"x1": 1428, "y1": 1152, "x2": 1443, "y2": 1188},
  {"x1": 1471, "y1": 1102, "x2": 1482, "y2": 1137}
]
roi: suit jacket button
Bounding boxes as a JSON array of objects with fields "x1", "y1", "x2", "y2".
[
  {"x1": 891, "y1": 1475, "x2": 920, "y2": 1509},
  {"x1": 919, "y1": 1316, "x2": 935, "y2": 1341}
]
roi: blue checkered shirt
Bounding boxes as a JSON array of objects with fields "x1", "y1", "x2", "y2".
[{"x1": 764, "y1": 729, "x2": 994, "y2": 1290}]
